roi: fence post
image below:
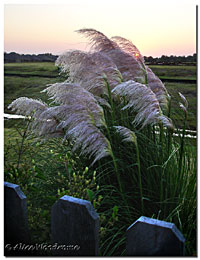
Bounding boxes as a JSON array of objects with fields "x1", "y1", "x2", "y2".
[
  {"x1": 126, "y1": 216, "x2": 185, "y2": 256},
  {"x1": 51, "y1": 195, "x2": 99, "y2": 256},
  {"x1": 4, "y1": 182, "x2": 29, "y2": 256}
]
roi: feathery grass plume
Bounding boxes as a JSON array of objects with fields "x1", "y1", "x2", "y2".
[
  {"x1": 8, "y1": 97, "x2": 65, "y2": 139},
  {"x1": 55, "y1": 50, "x2": 88, "y2": 79},
  {"x1": 76, "y1": 28, "x2": 118, "y2": 52},
  {"x1": 105, "y1": 49, "x2": 146, "y2": 83},
  {"x1": 77, "y1": 28, "x2": 169, "y2": 107},
  {"x1": 94, "y1": 96, "x2": 112, "y2": 110},
  {"x1": 111, "y1": 36, "x2": 144, "y2": 64},
  {"x1": 32, "y1": 117, "x2": 64, "y2": 139},
  {"x1": 179, "y1": 92, "x2": 188, "y2": 107},
  {"x1": 8, "y1": 89, "x2": 112, "y2": 165},
  {"x1": 145, "y1": 66, "x2": 169, "y2": 108},
  {"x1": 112, "y1": 36, "x2": 167, "y2": 106},
  {"x1": 42, "y1": 84, "x2": 112, "y2": 165},
  {"x1": 56, "y1": 50, "x2": 122, "y2": 95},
  {"x1": 113, "y1": 125, "x2": 144, "y2": 213},
  {"x1": 76, "y1": 28, "x2": 146, "y2": 83},
  {"x1": 179, "y1": 92, "x2": 188, "y2": 114},
  {"x1": 65, "y1": 123, "x2": 112, "y2": 166},
  {"x1": 112, "y1": 80, "x2": 173, "y2": 129},
  {"x1": 113, "y1": 126, "x2": 137, "y2": 144},
  {"x1": 179, "y1": 103, "x2": 187, "y2": 114},
  {"x1": 43, "y1": 82, "x2": 106, "y2": 127},
  {"x1": 43, "y1": 82, "x2": 97, "y2": 105},
  {"x1": 8, "y1": 97, "x2": 48, "y2": 117}
]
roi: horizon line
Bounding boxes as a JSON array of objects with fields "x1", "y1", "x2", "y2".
[{"x1": 4, "y1": 51, "x2": 197, "y2": 59}]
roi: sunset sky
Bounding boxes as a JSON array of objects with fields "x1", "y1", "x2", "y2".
[{"x1": 4, "y1": 0, "x2": 196, "y2": 57}]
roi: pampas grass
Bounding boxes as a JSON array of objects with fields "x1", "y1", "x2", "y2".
[
  {"x1": 8, "y1": 97, "x2": 48, "y2": 117},
  {"x1": 9, "y1": 84, "x2": 113, "y2": 165},
  {"x1": 77, "y1": 28, "x2": 168, "y2": 107},
  {"x1": 7, "y1": 28, "x2": 176, "y2": 188},
  {"x1": 7, "y1": 28, "x2": 196, "y2": 256},
  {"x1": 56, "y1": 50, "x2": 122, "y2": 95},
  {"x1": 112, "y1": 80, "x2": 172, "y2": 129}
]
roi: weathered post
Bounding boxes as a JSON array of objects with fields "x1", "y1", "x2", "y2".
[
  {"x1": 4, "y1": 182, "x2": 29, "y2": 256},
  {"x1": 51, "y1": 195, "x2": 99, "y2": 256},
  {"x1": 126, "y1": 216, "x2": 185, "y2": 256}
]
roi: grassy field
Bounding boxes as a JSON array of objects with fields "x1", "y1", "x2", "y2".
[
  {"x1": 4, "y1": 63, "x2": 66, "y2": 114},
  {"x1": 4, "y1": 62, "x2": 197, "y2": 130},
  {"x1": 4, "y1": 76, "x2": 63, "y2": 114},
  {"x1": 4, "y1": 62, "x2": 60, "y2": 77},
  {"x1": 149, "y1": 65, "x2": 196, "y2": 81}
]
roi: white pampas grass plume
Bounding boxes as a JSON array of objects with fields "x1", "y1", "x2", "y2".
[
  {"x1": 105, "y1": 49, "x2": 146, "y2": 83},
  {"x1": 56, "y1": 50, "x2": 122, "y2": 95},
  {"x1": 76, "y1": 28, "x2": 118, "y2": 52},
  {"x1": 76, "y1": 28, "x2": 168, "y2": 106},
  {"x1": 7, "y1": 97, "x2": 64, "y2": 139},
  {"x1": 111, "y1": 36, "x2": 144, "y2": 64},
  {"x1": 146, "y1": 66, "x2": 168, "y2": 107},
  {"x1": 31, "y1": 117, "x2": 64, "y2": 139},
  {"x1": 112, "y1": 80, "x2": 173, "y2": 129},
  {"x1": 178, "y1": 92, "x2": 188, "y2": 109},
  {"x1": 113, "y1": 126, "x2": 137, "y2": 144},
  {"x1": 179, "y1": 103, "x2": 187, "y2": 113},
  {"x1": 94, "y1": 96, "x2": 111, "y2": 110},
  {"x1": 38, "y1": 104, "x2": 112, "y2": 164},
  {"x1": 65, "y1": 122, "x2": 112, "y2": 166},
  {"x1": 8, "y1": 97, "x2": 48, "y2": 117},
  {"x1": 178, "y1": 92, "x2": 188, "y2": 114},
  {"x1": 43, "y1": 82, "x2": 106, "y2": 127},
  {"x1": 55, "y1": 50, "x2": 88, "y2": 80},
  {"x1": 42, "y1": 84, "x2": 112, "y2": 164},
  {"x1": 8, "y1": 86, "x2": 112, "y2": 164},
  {"x1": 76, "y1": 28, "x2": 146, "y2": 83}
]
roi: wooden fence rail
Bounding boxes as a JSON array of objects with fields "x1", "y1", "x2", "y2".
[{"x1": 4, "y1": 182, "x2": 185, "y2": 256}]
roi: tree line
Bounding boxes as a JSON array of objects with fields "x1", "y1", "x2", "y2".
[
  {"x1": 144, "y1": 54, "x2": 196, "y2": 65},
  {"x1": 4, "y1": 52, "x2": 58, "y2": 63},
  {"x1": 4, "y1": 52, "x2": 196, "y2": 65}
]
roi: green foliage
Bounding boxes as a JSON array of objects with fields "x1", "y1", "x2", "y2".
[
  {"x1": 4, "y1": 61, "x2": 196, "y2": 256},
  {"x1": 4, "y1": 137, "x2": 104, "y2": 251},
  {"x1": 4, "y1": 96, "x2": 196, "y2": 256}
]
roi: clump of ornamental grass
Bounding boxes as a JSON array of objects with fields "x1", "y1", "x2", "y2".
[{"x1": 8, "y1": 28, "x2": 196, "y2": 256}]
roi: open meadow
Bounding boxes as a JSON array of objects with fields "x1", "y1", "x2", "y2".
[
  {"x1": 5, "y1": 62, "x2": 197, "y2": 130},
  {"x1": 4, "y1": 62, "x2": 197, "y2": 256}
]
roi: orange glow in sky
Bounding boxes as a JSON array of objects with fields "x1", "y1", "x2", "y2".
[{"x1": 4, "y1": 1, "x2": 196, "y2": 57}]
